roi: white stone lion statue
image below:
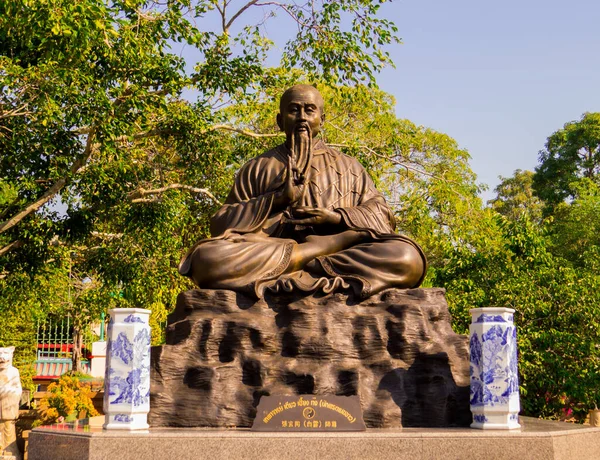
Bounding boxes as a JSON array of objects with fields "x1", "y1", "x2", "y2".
[{"x1": 0, "y1": 346, "x2": 22, "y2": 460}]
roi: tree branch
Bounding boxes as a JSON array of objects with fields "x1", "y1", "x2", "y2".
[
  {"x1": 221, "y1": 0, "x2": 227, "y2": 33},
  {"x1": 327, "y1": 142, "x2": 438, "y2": 179},
  {"x1": 0, "y1": 129, "x2": 97, "y2": 234},
  {"x1": 73, "y1": 124, "x2": 281, "y2": 142},
  {"x1": 0, "y1": 239, "x2": 23, "y2": 256},
  {"x1": 91, "y1": 231, "x2": 124, "y2": 239},
  {"x1": 254, "y1": 2, "x2": 317, "y2": 30},
  {"x1": 0, "y1": 103, "x2": 31, "y2": 119},
  {"x1": 225, "y1": 0, "x2": 260, "y2": 32},
  {"x1": 208, "y1": 124, "x2": 283, "y2": 138},
  {"x1": 128, "y1": 184, "x2": 222, "y2": 205}
]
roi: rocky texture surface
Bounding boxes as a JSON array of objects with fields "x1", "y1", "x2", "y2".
[{"x1": 149, "y1": 288, "x2": 471, "y2": 428}]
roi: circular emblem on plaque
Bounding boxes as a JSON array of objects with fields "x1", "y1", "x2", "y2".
[{"x1": 303, "y1": 407, "x2": 316, "y2": 419}]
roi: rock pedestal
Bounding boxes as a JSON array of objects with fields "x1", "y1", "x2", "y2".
[{"x1": 149, "y1": 288, "x2": 471, "y2": 428}]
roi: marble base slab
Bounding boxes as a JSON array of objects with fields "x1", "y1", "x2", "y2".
[{"x1": 28, "y1": 417, "x2": 600, "y2": 460}]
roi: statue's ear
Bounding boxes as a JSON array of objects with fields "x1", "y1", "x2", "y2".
[
  {"x1": 276, "y1": 113, "x2": 283, "y2": 131},
  {"x1": 8, "y1": 346, "x2": 14, "y2": 352},
  {"x1": 321, "y1": 112, "x2": 325, "y2": 126}
]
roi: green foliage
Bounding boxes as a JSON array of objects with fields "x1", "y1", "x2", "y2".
[
  {"x1": 4, "y1": 0, "x2": 599, "y2": 425},
  {"x1": 0, "y1": 180, "x2": 18, "y2": 207},
  {"x1": 384, "y1": 122, "x2": 486, "y2": 278},
  {"x1": 437, "y1": 113, "x2": 600, "y2": 421},
  {"x1": 280, "y1": 0, "x2": 399, "y2": 85},
  {"x1": 0, "y1": 269, "x2": 72, "y2": 394},
  {"x1": 435, "y1": 214, "x2": 600, "y2": 420},
  {"x1": 533, "y1": 112, "x2": 600, "y2": 212},
  {"x1": 33, "y1": 374, "x2": 99, "y2": 427},
  {"x1": 488, "y1": 169, "x2": 544, "y2": 223},
  {"x1": 547, "y1": 179, "x2": 600, "y2": 268},
  {"x1": 0, "y1": 1, "x2": 402, "y2": 372}
]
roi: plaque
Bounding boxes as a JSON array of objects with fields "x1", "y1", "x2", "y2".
[{"x1": 251, "y1": 395, "x2": 366, "y2": 431}]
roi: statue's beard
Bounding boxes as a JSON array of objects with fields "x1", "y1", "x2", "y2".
[{"x1": 291, "y1": 124, "x2": 312, "y2": 184}]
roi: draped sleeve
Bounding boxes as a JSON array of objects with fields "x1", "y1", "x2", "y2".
[
  {"x1": 210, "y1": 148, "x2": 286, "y2": 237},
  {"x1": 333, "y1": 156, "x2": 397, "y2": 235}
]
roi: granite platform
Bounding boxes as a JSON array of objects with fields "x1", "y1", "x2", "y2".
[{"x1": 28, "y1": 417, "x2": 600, "y2": 460}]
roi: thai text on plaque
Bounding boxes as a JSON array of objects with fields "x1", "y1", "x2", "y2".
[{"x1": 251, "y1": 395, "x2": 366, "y2": 431}]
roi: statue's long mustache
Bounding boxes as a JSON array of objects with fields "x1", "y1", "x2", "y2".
[
  {"x1": 294, "y1": 121, "x2": 310, "y2": 132},
  {"x1": 291, "y1": 123, "x2": 312, "y2": 185}
]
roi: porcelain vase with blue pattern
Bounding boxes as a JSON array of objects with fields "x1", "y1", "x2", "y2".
[
  {"x1": 469, "y1": 307, "x2": 520, "y2": 430},
  {"x1": 103, "y1": 308, "x2": 151, "y2": 431}
]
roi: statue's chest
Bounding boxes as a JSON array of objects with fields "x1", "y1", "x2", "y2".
[{"x1": 300, "y1": 156, "x2": 362, "y2": 209}]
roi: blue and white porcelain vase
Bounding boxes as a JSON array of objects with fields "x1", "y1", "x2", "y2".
[
  {"x1": 469, "y1": 307, "x2": 520, "y2": 430},
  {"x1": 103, "y1": 308, "x2": 151, "y2": 431}
]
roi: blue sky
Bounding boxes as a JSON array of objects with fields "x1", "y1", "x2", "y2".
[
  {"x1": 182, "y1": 0, "x2": 600, "y2": 201},
  {"x1": 375, "y1": 0, "x2": 600, "y2": 200}
]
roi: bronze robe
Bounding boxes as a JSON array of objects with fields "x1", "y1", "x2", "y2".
[{"x1": 179, "y1": 141, "x2": 426, "y2": 298}]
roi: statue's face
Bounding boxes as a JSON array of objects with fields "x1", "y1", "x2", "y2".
[
  {"x1": 0, "y1": 346, "x2": 14, "y2": 370},
  {"x1": 277, "y1": 88, "x2": 324, "y2": 142}
]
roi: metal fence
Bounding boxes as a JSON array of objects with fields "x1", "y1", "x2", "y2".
[{"x1": 35, "y1": 316, "x2": 91, "y2": 379}]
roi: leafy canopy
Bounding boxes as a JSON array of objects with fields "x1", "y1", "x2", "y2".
[
  {"x1": 533, "y1": 112, "x2": 600, "y2": 211},
  {"x1": 0, "y1": 0, "x2": 401, "y2": 374},
  {"x1": 488, "y1": 169, "x2": 543, "y2": 223}
]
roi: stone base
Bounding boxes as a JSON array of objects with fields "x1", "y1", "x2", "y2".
[
  {"x1": 150, "y1": 288, "x2": 471, "y2": 428},
  {"x1": 28, "y1": 417, "x2": 600, "y2": 460}
]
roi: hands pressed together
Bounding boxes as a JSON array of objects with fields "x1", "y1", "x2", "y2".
[
  {"x1": 284, "y1": 206, "x2": 342, "y2": 226},
  {"x1": 275, "y1": 154, "x2": 342, "y2": 227}
]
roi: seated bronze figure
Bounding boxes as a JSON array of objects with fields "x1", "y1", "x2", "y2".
[{"x1": 179, "y1": 84, "x2": 426, "y2": 298}]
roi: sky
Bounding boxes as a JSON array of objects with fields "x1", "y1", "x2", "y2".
[
  {"x1": 182, "y1": 0, "x2": 600, "y2": 202},
  {"x1": 376, "y1": 0, "x2": 600, "y2": 200}
]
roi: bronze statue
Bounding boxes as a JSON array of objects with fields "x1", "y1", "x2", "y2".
[{"x1": 179, "y1": 84, "x2": 426, "y2": 298}]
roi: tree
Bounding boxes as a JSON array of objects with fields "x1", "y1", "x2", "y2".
[
  {"x1": 433, "y1": 114, "x2": 600, "y2": 420},
  {"x1": 546, "y1": 178, "x2": 600, "y2": 268},
  {"x1": 0, "y1": 0, "x2": 399, "y2": 261},
  {"x1": 488, "y1": 169, "x2": 544, "y2": 223},
  {"x1": 533, "y1": 112, "x2": 600, "y2": 211},
  {"x1": 0, "y1": 0, "x2": 402, "y2": 378},
  {"x1": 434, "y1": 214, "x2": 600, "y2": 420}
]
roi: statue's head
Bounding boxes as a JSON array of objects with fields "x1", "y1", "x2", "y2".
[
  {"x1": 277, "y1": 84, "x2": 325, "y2": 144},
  {"x1": 0, "y1": 346, "x2": 15, "y2": 370}
]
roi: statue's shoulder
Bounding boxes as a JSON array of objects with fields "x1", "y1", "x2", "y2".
[
  {"x1": 321, "y1": 144, "x2": 368, "y2": 171},
  {"x1": 238, "y1": 144, "x2": 286, "y2": 172}
]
